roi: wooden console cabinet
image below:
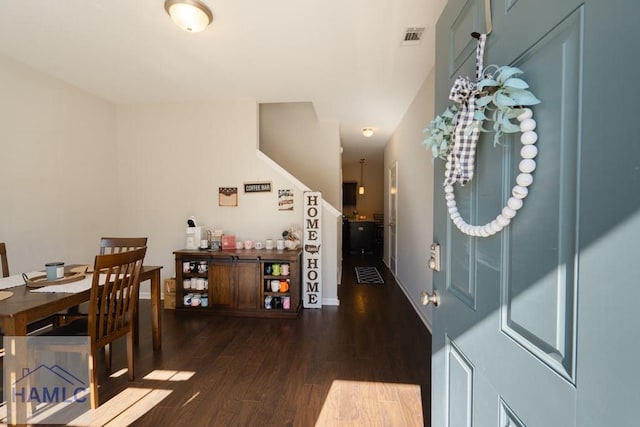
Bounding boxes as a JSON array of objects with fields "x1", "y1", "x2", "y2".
[{"x1": 173, "y1": 248, "x2": 302, "y2": 318}]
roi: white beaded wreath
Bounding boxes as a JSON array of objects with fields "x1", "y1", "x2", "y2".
[{"x1": 444, "y1": 108, "x2": 537, "y2": 237}]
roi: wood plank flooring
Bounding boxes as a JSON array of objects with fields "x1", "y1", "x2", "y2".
[{"x1": 64, "y1": 254, "x2": 431, "y2": 426}]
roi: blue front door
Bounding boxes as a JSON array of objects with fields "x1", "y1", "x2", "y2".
[{"x1": 431, "y1": 0, "x2": 639, "y2": 425}]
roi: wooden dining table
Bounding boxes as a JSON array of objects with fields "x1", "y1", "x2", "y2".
[{"x1": 0, "y1": 265, "x2": 163, "y2": 350}]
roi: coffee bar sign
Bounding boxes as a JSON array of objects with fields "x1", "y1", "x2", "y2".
[
  {"x1": 303, "y1": 191, "x2": 322, "y2": 308},
  {"x1": 243, "y1": 182, "x2": 272, "y2": 193}
]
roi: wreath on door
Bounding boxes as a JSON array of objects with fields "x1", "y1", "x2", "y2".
[{"x1": 423, "y1": 33, "x2": 541, "y2": 237}]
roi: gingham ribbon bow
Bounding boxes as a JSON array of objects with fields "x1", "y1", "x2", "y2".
[{"x1": 444, "y1": 33, "x2": 487, "y2": 186}]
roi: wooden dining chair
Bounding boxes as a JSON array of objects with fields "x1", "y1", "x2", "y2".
[
  {"x1": 0, "y1": 242, "x2": 9, "y2": 277},
  {"x1": 99, "y1": 237, "x2": 148, "y2": 343},
  {"x1": 99, "y1": 237, "x2": 147, "y2": 255},
  {"x1": 64, "y1": 236, "x2": 148, "y2": 325},
  {"x1": 42, "y1": 247, "x2": 147, "y2": 409}
]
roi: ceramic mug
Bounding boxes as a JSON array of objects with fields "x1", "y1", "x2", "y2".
[
  {"x1": 270, "y1": 280, "x2": 280, "y2": 292},
  {"x1": 254, "y1": 241, "x2": 264, "y2": 250},
  {"x1": 195, "y1": 278, "x2": 205, "y2": 290},
  {"x1": 183, "y1": 279, "x2": 191, "y2": 289},
  {"x1": 45, "y1": 262, "x2": 64, "y2": 281},
  {"x1": 244, "y1": 240, "x2": 253, "y2": 250},
  {"x1": 198, "y1": 261, "x2": 208, "y2": 273},
  {"x1": 271, "y1": 264, "x2": 281, "y2": 276},
  {"x1": 276, "y1": 239, "x2": 285, "y2": 250},
  {"x1": 265, "y1": 239, "x2": 274, "y2": 250},
  {"x1": 183, "y1": 293, "x2": 193, "y2": 305},
  {"x1": 281, "y1": 263, "x2": 290, "y2": 276},
  {"x1": 236, "y1": 241, "x2": 244, "y2": 250}
]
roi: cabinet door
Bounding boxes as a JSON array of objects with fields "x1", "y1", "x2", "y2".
[
  {"x1": 209, "y1": 259, "x2": 234, "y2": 308},
  {"x1": 235, "y1": 259, "x2": 260, "y2": 310}
]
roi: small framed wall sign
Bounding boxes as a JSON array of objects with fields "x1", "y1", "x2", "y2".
[
  {"x1": 218, "y1": 187, "x2": 238, "y2": 207},
  {"x1": 278, "y1": 189, "x2": 294, "y2": 211},
  {"x1": 244, "y1": 182, "x2": 272, "y2": 193}
]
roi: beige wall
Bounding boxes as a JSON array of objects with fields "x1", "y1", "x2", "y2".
[
  {"x1": 0, "y1": 53, "x2": 118, "y2": 273},
  {"x1": 0, "y1": 55, "x2": 340, "y2": 304},
  {"x1": 384, "y1": 69, "x2": 436, "y2": 330},
  {"x1": 115, "y1": 102, "x2": 312, "y2": 287},
  {"x1": 259, "y1": 102, "x2": 341, "y2": 208}
]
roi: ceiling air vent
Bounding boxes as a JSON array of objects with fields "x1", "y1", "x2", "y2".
[{"x1": 402, "y1": 26, "x2": 425, "y2": 46}]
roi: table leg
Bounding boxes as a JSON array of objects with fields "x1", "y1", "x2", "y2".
[
  {"x1": 150, "y1": 269, "x2": 162, "y2": 351},
  {"x1": 3, "y1": 315, "x2": 29, "y2": 425}
]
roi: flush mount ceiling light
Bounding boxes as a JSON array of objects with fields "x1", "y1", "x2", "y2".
[
  {"x1": 164, "y1": 0, "x2": 213, "y2": 33},
  {"x1": 362, "y1": 128, "x2": 374, "y2": 138}
]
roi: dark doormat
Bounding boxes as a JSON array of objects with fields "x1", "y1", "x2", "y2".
[{"x1": 355, "y1": 267, "x2": 384, "y2": 284}]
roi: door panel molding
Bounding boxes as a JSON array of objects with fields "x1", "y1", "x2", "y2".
[
  {"x1": 500, "y1": 7, "x2": 583, "y2": 383},
  {"x1": 450, "y1": 0, "x2": 488, "y2": 76},
  {"x1": 447, "y1": 336, "x2": 474, "y2": 427},
  {"x1": 499, "y1": 398, "x2": 525, "y2": 427},
  {"x1": 447, "y1": 217, "x2": 478, "y2": 309}
]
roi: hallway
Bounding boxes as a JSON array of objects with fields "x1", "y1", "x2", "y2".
[{"x1": 97, "y1": 253, "x2": 432, "y2": 426}]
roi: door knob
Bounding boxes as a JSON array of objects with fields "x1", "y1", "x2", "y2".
[{"x1": 420, "y1": 290, "x2": 440, "y2": 307}]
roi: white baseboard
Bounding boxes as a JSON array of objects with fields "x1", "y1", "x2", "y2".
[{"x1": 390, "y1": 272, "x2": 433, "y2": 334}]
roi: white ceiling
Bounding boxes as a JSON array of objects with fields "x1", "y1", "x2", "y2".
[{"x1": 0, "y1": 0, "x2": 446, "y2": 164}]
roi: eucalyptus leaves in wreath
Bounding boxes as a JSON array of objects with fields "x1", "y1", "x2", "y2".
[{"x1": 423, "y1": 33, "x2": 541, "y2": 237}]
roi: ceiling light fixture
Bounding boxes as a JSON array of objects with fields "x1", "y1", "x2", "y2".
[
  {"x1": 362, "y1": 128, "x2": 374, "y2": 137},
  {"x1": 165, "y1": 0, "x2": 213, "y2": 33},
  {"x1": 359, "y1": 159, "x2": 366, "y2": 195}
]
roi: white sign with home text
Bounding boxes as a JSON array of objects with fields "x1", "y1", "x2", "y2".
[{"x1": 303, "y1": 191, "x2": 322, "y2": 308}]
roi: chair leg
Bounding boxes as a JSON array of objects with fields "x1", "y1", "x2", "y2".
[
  {"x1": 89, "y1": 351, "x2": 99, "y2": 409},
  {"x1": 126, "y1": 331, "x2": 135, "y2": 381},
  {"x1": 133, "y1": 303, "x2": 139, "y2": 346}
]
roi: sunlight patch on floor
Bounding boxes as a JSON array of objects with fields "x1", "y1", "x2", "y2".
[
  {"x1": 67, "y1": 387, "x2": 172, "y2": 426},
  {"x1": 109, "y1": 368, "x2": 129, "y2": 378},
  {"x1": 315, "y1": 380, "x2": 423, "y2": 427},
  {"x1": 143, "y1": 369, "x2": 195, "y2": 381}
]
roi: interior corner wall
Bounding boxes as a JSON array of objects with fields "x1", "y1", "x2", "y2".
[
  {"x1": 115, "y1": 101, "x2": 315, "y2": 291},
  {"x1": 0, "y1": 54, "x2": 319, "y2": 300},
  {"x1": 0, "y1": 53, "x2": 118, "y2": 273},
  {"x1": 384, "y1": 69, "x2": 436, "y2": 329},
  {"x1": 258, "y1": 102, "x2": 341, "y2": 209}
]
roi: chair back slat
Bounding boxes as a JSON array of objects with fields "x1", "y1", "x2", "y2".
[
  {"x1": 89, "y1": 247, "x2": 146, "y2": 347},
  {"x1": 99, "y1": 237, "x2": 148, "y2": 255},
  {"x1": 0, "y1": 242, "x2": 8, "y2": 277}
]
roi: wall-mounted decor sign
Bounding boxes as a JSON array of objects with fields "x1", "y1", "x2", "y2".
[
  {"x1": 218, "y1": 187, "x2": 238, "y2": 207},
  {"x1": 244, "y1": 182, "x2": 272, "y2": 193},
  {"x1": 278, "y1": 189, "x2": 294, "y2": 211},
  {"x1": 303, "y1": 191, "x2": 322, "y2": 308}
]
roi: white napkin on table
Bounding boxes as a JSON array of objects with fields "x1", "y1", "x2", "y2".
[
  {"x1": 30, "y1": 274, "x2": 109, "y2": 294},
  {"x1": 0, "y1": 272, "x2": 42, "y2": 290}
]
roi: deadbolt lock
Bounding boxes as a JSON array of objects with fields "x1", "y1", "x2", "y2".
[{"x1": 429, "y1": 243, "x2": 441, "y2": 271}]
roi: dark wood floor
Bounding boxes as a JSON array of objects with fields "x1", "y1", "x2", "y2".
[{"x1": 92, "y1": 254, "x2": 431, "y2": 426}]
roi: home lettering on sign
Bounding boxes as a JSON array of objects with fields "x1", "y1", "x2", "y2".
[{"x1": 303, "y1": 191, "x2": 322, "y2": 308}]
